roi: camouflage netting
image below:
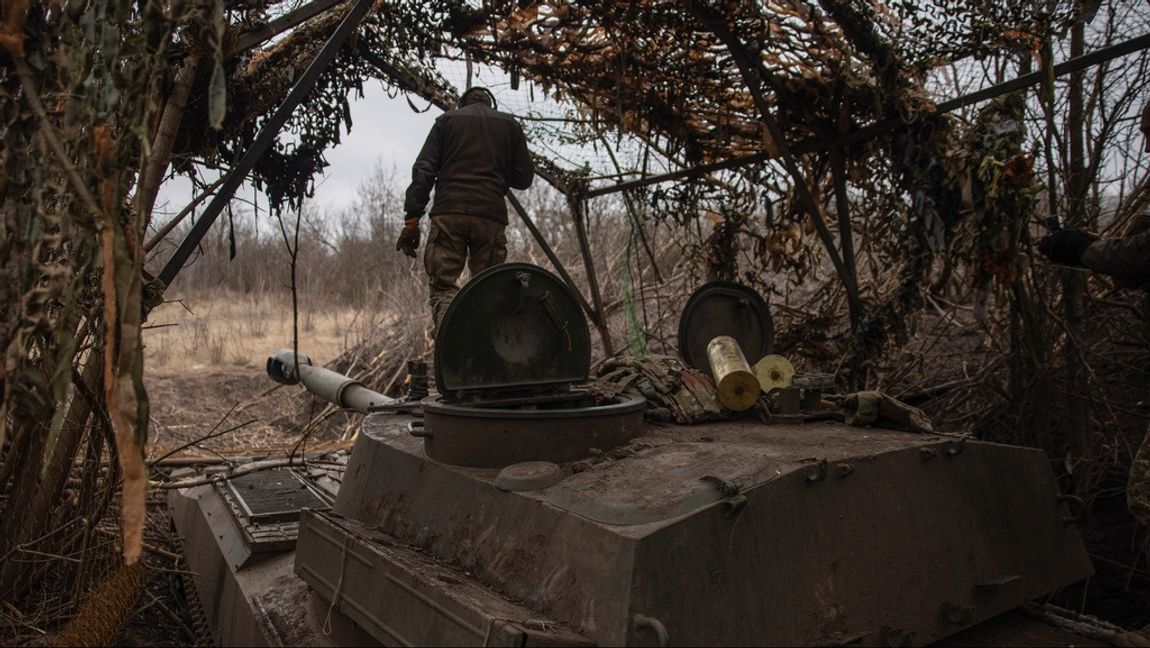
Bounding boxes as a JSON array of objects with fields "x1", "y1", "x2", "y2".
[
  {"x1": 446, "y1": 1, "x2": 1073, "y2": 166},
  {"x1": 156, "y1": 0, "x2": 1087, "y2": 368},
  {"x1": 5, "y1": 0, "x2": 1150, "y2": 639},
  {"x1": 175, "y1": 1, "x2": 1078, "y2": 203}
]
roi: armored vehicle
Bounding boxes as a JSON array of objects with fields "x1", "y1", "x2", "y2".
[{"x1": 170, "y1": 264, "x2": 1097, "y2": 646}]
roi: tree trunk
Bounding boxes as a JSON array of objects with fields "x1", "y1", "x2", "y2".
[{"x1": 1063, "y1": 14, "x2": 1090, "y2": 463}]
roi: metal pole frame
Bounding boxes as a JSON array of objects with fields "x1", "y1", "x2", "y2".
[
  {"x1": 158, "y1": 0, "x2": 372, "y2": 288},
  {"x1": 225, "y1": 0, "x2": 347, "y2": 58},
  {"x1": 689, "y1": 0, "x2": 864, "y2": 324},
  {"x1": 568, "y1": 191, "x2": 616, "y2": 356},
  {"x1": 506, "y1": 192, "x2": 594, "y2": 319}
]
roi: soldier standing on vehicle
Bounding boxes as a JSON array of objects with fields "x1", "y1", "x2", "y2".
[
  {"x1": 396, "y1": 86, "x2": 535, "y2": 334},
  {"x1": 1037, "y1": 99, "x2": 1150, "y2": 564}
]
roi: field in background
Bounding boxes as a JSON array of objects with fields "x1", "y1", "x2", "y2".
[
  {"x1": 142, "y1": 289, "x2": 411, "y2": 459},
  {"x1": 144, "y1": 290, "x2": 390, "y2": 370}
]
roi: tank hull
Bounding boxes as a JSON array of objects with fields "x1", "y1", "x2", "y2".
[{"x1": 307, "y1": 416, "x2": 1092, "y2": 646}]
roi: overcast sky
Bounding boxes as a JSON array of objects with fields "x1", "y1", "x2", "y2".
[
  {"x1": 153, "y1": 79, "x2": 441, "y2": 226},
  {"x1": 307, "y1": 81, "x2": 440, "y2": 210}
]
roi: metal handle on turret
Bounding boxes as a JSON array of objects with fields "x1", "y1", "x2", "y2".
[{"x1": 633, "y1": 614, "x2": 670, "y2": 647}]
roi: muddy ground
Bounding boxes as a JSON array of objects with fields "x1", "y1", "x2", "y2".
[
  {"x1": 147, "y1": 367, "x2": 315, "y2": 457},
  {"x1": 146, "y1": 367, "x2": 358, "y2": 459}
]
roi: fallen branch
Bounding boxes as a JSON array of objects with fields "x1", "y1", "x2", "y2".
[
  {"x1": 152, "y1": 456, "x2": 345, "y2": 490},
  {"x1": 93, "y1": 528, "x2": 182, "y2": 562},
  {"x1": 147, "y1": 404, "x2": 256, "y2": 467}
]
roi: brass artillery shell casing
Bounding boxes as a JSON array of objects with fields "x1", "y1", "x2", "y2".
[
  {"x1": 706, "y1": 335, "x2": 761, "y2": 411},
  {"x1": 753, "y1": 354, "x2": 795, "y2": 393}
]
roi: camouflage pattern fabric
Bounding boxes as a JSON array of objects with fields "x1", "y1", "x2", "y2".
[
  {"x1": 1081, "y1": 213, "x2": 1150, "y2": 290},
  {"x1": 424, "y1": 213, "x2": 507, "y2": 335},
  {"x1": 1082, "y1": 231, "x2": 1150, "y2": 290},
  {"x1": 592, "y1": 354, "x2": 726, "y2": 423},
  {"x1": 1080, "y1": 215, "x2": 1150, "y2": 531},
  {"x1": 837, "y1": 391, "x2": 934, "y2": 434}
]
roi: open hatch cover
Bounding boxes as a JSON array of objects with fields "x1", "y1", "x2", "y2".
[
  {"x1": 434, "y1": 263, "x2": 592, "y2": 397},
  {"x1": 677, "y1": 281, "x2": 774, "y2": 374}
]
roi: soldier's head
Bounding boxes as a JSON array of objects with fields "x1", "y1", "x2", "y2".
[
  {"x1": 459, "y1": 86, "x2": 496, "y2": 109},
  {"x1": 1142, "y1": 99, "x2": 1150, "y2": 153}
]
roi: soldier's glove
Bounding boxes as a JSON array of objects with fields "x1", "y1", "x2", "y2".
[
  {"x1": 1038, "y1": 229, "x2": 1096, "y2": 267},
  {"x1": 396, "y1": 217, "x2": 421, "y2": 258}
]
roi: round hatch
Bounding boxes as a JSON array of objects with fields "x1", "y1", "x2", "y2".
[
  {"x1": 678, "y1": 281, "x2": 774, "y2": 374},
  {"x1": 435, "y1": 263, "x2": 592, "y2": 397}
]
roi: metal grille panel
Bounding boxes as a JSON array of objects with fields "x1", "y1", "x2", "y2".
[{"x1": 225, "y1": 468, "x2": 329, "y2": 523}]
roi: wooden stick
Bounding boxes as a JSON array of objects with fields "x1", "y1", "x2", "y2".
[
  {"x1": 154, "y1": 457, "x2": 345, "y2": 490},
  {"x1": 94, "y1": 528, "x2": 182, "y2": 561}
]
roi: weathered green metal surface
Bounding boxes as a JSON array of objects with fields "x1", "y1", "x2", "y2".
[
  {"x1": 296, "y1": 510, "x2": 594, "y2": 647},
  {"x1": 318, "y1": 416, "x2": 1093, "y2": 646}
]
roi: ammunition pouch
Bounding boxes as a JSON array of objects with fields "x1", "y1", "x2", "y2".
[{"x1": 591, "y1": 354, "x2": 726, "y2": 424}]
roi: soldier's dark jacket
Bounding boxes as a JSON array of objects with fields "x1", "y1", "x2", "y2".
[
  {"x1": 1082, "y1": 228, "x2": 1150, "y2": 290},
  {"x1": 403, "y1": 103, "x2": 534, "y2": 225}
]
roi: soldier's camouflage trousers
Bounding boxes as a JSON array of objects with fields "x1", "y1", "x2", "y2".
[{"x1": 424, "y1": 214, "x2": 507, "y2": 335}]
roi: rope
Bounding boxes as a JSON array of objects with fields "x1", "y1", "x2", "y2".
[{"x1": 321, "y1": 535, "x2": 352, "y2": 636}]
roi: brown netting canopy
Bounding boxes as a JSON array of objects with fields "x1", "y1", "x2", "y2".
[
  {"x1": 446, "y1": 1, "x2": 1068, "y2": 169},
  {"x1": 193, "y1": 0, "x2": 1077, "y2": 207},
  {"x1": 155, "y1": 0, "x2": 1098, "y2": 364}
]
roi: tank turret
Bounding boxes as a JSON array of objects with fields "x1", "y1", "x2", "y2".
[{"x1": 169, "y1": 265, "x2": 1095, "y2": 647}]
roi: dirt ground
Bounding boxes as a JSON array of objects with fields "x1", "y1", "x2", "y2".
[
  {"x1": 143, "y1": 365, "x2": 365, "y2": 458},
  {"x1": 147, "y1": 367, "x2": 302, "y2": 454},
  {"x1": 143, "y1": 292, "x2": 372, "y2": 459}
]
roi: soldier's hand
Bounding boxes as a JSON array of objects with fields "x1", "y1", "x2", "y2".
[
  {"x1": 396, "y1": 218, "x2": 421, "y2": 258},
  {"x1": 1037, "y1": 229, "x2": 1096, "y2": 267}
]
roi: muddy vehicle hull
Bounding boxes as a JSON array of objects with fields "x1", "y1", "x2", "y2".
[{"x1": 273, "y1": 416, "x2": 1091, "y2": 647}]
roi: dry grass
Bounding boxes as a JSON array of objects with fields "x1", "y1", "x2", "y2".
[
  {"x1": 141, "y1": 289, "x2": 411, "y2": 459},
  {"x1": 144, "y1": 291, "x2": 388, "y2": 370}
]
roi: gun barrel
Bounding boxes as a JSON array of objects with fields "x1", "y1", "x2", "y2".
[{"x1": 266, "y1": 349, "x2": 395, "y2": 413}]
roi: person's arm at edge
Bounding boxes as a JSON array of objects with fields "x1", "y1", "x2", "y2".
[{"x1": 1082, "y1": 228, "x2": 1150, "y2": 276}]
